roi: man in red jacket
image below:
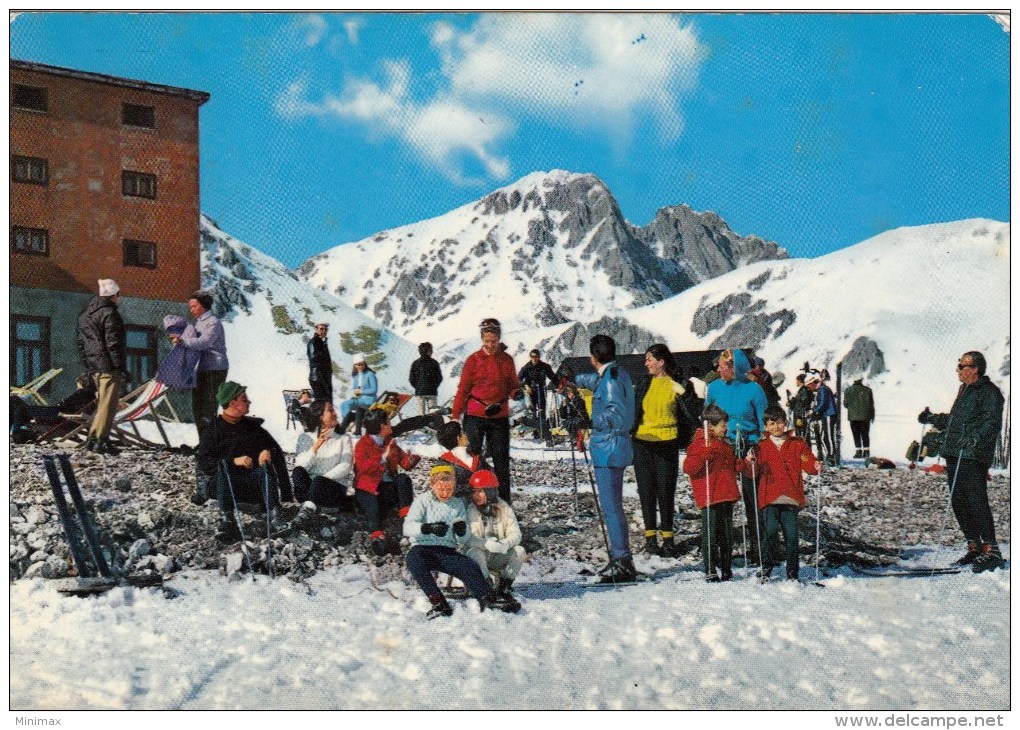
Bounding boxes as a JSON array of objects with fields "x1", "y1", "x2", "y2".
[
  {"x1": 354, "y1": 410, "x2": 421, "y2": 556},
  {"x1": 451, "y1": 318, "x2": 521, "y2": 504},
  {"x1": 742, "y1": 405, "x2": 821, "y2": 581}
]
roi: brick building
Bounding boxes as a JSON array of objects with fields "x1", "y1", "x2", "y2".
[{"x1": 10, "y1": 59, "x2": 210, "y2": 408}]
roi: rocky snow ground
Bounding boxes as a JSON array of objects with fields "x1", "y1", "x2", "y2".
[{"x1": 9, "y1": 441, "x2": 1011, "y2": 712}]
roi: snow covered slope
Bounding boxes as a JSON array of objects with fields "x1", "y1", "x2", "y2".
[{"x1": 197, "y1": 215, "x2": 418, "y2": 450}]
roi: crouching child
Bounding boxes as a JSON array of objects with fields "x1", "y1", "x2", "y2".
[
  {"x1": 683, "y1": 404, "x2": 742, "y2": 581},
  {"x1": 743, "y1": 405, "x2": 821, "y2": 581},
  {"x1": 404, "y1": 465, "x2": 517, "y2": 619},
  {"x1": 462, "y1": 469, "x2": 525, "y2": 612}
]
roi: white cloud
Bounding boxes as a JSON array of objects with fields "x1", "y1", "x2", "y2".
[
  {"x1": 435, "y1": 14, "x2": 702, "y2": 136},
  {"x1": 276, "y1": 13, "x2": 703, "y2": 183},
  {"x1": 344, "y1": 18, "x2": 365, "y2": 45},
  {"x1": 295, "y1": 14, "x2": 328, "y2": 48}
]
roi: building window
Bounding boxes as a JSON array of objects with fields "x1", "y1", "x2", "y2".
[
  {"x1": 11, "y1": 316, "x2": 51, "y2": 391},
  {"x1": 11, "y1": 226, "x2": 49, "y2": 256},
  {"x1": 125, "y1": 327, "x2": 157, "y2": 388},
  {"x1": 122, "y1": 170, "x2": 157, "y2": 199},
  {"x1": 122, "y1": 103, "x2": 156, "y2": 128},
  {"x1": 123, "y1": 239, "x2": 157, "y2": 268},
  {"x1": 11, "y1": 155, "x2": 48, "y2": 185},
  {"x1": 12, "y1": 84, "x2": 48, "y2": 112}
]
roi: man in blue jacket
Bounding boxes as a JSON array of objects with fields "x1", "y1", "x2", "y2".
[
  {"x1": 575, "y1": 334, "x2": 637, "y2": 583},
  {"x1": 705, "y1": 349, "x2": 769, "y2": 563}
]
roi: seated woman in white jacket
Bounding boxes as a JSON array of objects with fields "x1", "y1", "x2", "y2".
[
  {"x1": 292, "y1": 402, "x2": 355, "y2": 522},
  {"x1": 463, "y1": 469, "x2": 526, "y2": 607}
]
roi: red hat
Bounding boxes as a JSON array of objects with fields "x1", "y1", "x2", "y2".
[{"x1": 469, "y1": 469, "x2": 500, "y2": 489}]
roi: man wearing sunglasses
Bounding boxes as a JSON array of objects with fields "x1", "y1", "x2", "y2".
[{"x1": 919, "y1": 351, "x2": 1005, "y2": 572}]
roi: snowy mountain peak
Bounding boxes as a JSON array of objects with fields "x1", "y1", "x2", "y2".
[{"x1": 296, "y1": 170, "x2": 785, "y2": 344}]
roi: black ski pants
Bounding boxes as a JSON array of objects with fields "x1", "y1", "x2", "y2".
[
  {"x1": 217, "y1": 464, "x2": 280, "y2": 515},
  {"x1": 291, "y1": 467, "x2": 355, "y2": 510},
  {"x1": 355, "y1": 475, "x2": 414, "y2": 533},
  {"x1": 632, "y1": 437, "x2": 680, "y2": 534},
  {"x1": 464, "y1": 415, "x2": 512, "y2": 504},
  {"x1": 701, "y1": 501, "x2": 734, "y2": 576},
  {"x1": 762, "y1": 504, "x2": 801, "y2": 578},
  {"x1": 945, "y1": 457, "x2": 997, "y2": 546},
  {"x1": 849, "y1": 420, "x2": 871, "y2": 450}
]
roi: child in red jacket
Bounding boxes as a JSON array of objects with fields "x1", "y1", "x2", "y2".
[
  {"x1": 354, "y1": 410, "x2": 422, "y2": 556},
  {"x1": 683, "y1": 404, "x2": 743, "y2": 581},
  {"x1": 744, "y1": 405, "x2": 821, "y2": 581}
]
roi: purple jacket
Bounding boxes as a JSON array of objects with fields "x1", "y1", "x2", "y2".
[
  {"x1": 157, "y1": 315, "x2": 201, "y2": 390},
  {"x1": 178, "y1": 310, "x2": 228, "y2": 372}
]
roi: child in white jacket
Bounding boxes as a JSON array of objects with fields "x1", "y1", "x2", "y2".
[{"x1": 463, "y1": 470, "x2": 526, "y2": 610}]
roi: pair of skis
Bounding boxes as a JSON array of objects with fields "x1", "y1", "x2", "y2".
[{"x1": 43, "y1": 453, "x2": 164, "y2": 596}]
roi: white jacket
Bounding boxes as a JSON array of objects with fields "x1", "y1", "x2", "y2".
[
  {"x1": 464, "y1": 500, "x2": 522, "y2": 554},
  {"x1": 293, "y1": 432, "x2": 354, "y2": 483}
]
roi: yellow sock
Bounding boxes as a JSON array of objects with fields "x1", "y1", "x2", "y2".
[
  {"x1": 660, "y1": 531, "x2": 673, "y2": 540},
  {"x1": 644, "y1": 530, "x2": 657, "y2": 539}
]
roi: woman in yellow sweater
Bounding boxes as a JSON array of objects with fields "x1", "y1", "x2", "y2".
[{"x1": 632, "y1": 343, "x2": 688, "y2": 557}]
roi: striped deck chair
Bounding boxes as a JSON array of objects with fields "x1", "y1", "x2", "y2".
[
  {"x1": 110, "y1": 379, "x2": 181, "y2": 449},
  {"x1": 11, "y1": 367, "x2": 63, "y2": 405}
]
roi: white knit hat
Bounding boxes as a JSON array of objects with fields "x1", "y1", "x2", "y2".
[
  {"x1": 98, "y1": 279, "x2": 120, "y2": 297},
  {"x1": 352, "y1": 353, "x2": 366, "y2": 365}
]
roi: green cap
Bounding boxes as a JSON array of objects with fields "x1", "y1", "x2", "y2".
[{"x1": 216, "y1": 381, "x2": 246, "y2": 408}]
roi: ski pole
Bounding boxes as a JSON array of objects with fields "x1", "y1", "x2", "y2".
[
  {"x1": 814, "y1": 472, "x2": 822, "y2": 582},
  {"x1": 703, "y1": 419, "x2": 712, "y2": 579},
  {"x1": 579, "y1": 437, "x2": 612, "y2": 562},
  {"x1": 262, "y1": 467, "x2": 275, "y2": 579},
  {"x1": 749, "y1": 446, "x2": 764, "y2": 580},
  {"x1": 899, "y1": 422, "x2": 927, "y2": 559},
  {"x1": 570, "y1": 425, "x2": 579, "y2": 516},
  {"x1": 735, "y1": 426, "x2": 748, "y2": 573},
  {"x1": 931, "y1": 454, "x2": 964, "y2": 576},
  {"x1": 221, "y1": 460, "x2": 256, "y2": 581}
]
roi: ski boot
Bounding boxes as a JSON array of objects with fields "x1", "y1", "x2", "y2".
[
  {"x1": 660, "y1": 535, "x2": 679, "y2": 558},
  {"x1": 643, "y1": 534, "x2": 662, "y2": 557},
  {"x1": 426, "y1": 594, "x2": 454, "y2": 620},
  {"x1": 952, "y1": 541, "x2": 981, "y2": 566},
  {"x1": 972, "y1": 545, "x2": 1006, "y2": 573},
  {"x1": 598, "y1": 556, "x2": 637, "y2": 584}
]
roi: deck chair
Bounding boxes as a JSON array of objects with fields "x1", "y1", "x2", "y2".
[
  {"x1": 57, "y1": 379, "x2": 180, "y2": 449},
  {"x1": 11, "y1": 367, "x2": 63, "y2": 405},
  {"x1": 284, "y1": 390, "x2": 305, "y2": 430}
]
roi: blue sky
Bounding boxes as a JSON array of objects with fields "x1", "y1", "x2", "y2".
[{"x1": 10, "y1": 12, "x2": 1010, "y2": 268}]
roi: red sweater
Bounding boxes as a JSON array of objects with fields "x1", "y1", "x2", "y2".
[
  {"x1": 452, "y1": 347, "x2": 520, "y2": 420},
  {"x1": 743, "y1": 432, "x2": 820, "y2": 509},
  {"x1": 353, "y1": 434, "x2": 421, "y2": 495},
  {"x1": 683, "y1": 428, "x2": 742, "y2": 509}
]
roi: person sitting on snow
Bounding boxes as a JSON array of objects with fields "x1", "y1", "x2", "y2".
[
  {"x1": 292, "y1": 401, "x2": 356, "y2": 526},
  {"x1": 462, "y1": 469, "x2": 525, "y2": 611},
  {"x1": 404, "y1": 465, "x2": 516, "y2": 619},
  {"x1": 197, "y1": 381, "x2": 294, "y2": 543},
  {"x1": 353, "y1": 409, "x2": 420, "y2": 556},
  {"x1": 436, "y1": 420, "x2": 489, "y2": 497}
]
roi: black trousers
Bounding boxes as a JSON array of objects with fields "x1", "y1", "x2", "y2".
[
  {"x1": 309, "y1": 376, "x2": 333, "y2": 404},
  {"x1": 192, "y1": 369, "x2": 227, "y2": 436},
  {"x1": 762, "y1": 504, "x2": 801, "y2": 577},
  {"x1": 355, "y1": 475, "x2": 414, "y2": 533},
  {"x1": 632, "y1": 437, "x2": 680, "y2": 533},
  {"x1": 464, "y1": 415, "x2": 512, "y2": 504},
  {"x1": 701, "y1": 502, "x2": 734, "y2": 575},
  {"x1": 849, "y1": 420, "x2": 870, "y2": 449},
  {"x1": 291, "y1": 467, "x2": 354, "y2": 510},
  {"x1": 945, "y1": 457, "x2": 997, "y2": 546},
  {"x1": 216, "y1": 464, "x2": 280, "y2": 515}
]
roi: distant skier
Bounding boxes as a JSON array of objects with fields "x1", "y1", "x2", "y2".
[
  {"x1": 805, "y1": 372, "x2": 837, "y2": 465},
  {"x1": 843, "y1": 377, "x2": 875, "y2": 459},
  {"x1": 307, "y1": 322, "x2": 333, "y2": 404},
  {"x1": 518, "y1": 349, "x2": 557, "y2": 441},
  {"x1": 408, "y1": 342, "x2": 443, "y2": 417}
]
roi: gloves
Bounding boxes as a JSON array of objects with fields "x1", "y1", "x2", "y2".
[
  {"x1": 485, "y1": 538, "x2": 507, "y2": 554},
  {"x1": 917, "y1": 407, "x2": 932, "y2": 425},
  {"x1": 420, "y1": 522, "x2": 449, "y2": 536},
  {"x1": 795, "y1": 418, "x2": 805, "y2": 428},
  {"x1": 452, "y1": 521, "x2": 467, "y2": 537}
]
